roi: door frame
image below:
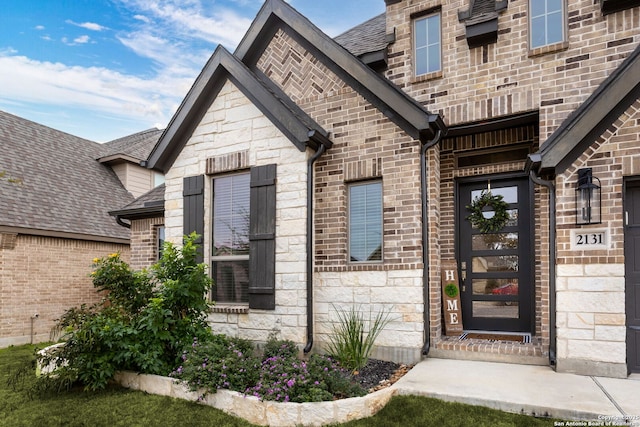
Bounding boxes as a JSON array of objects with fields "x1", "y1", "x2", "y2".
[
  {"x1": 455, "y1": 171, "x2": 536, "y2": 333},
  {"x1": 623, "y1": 177, "x2": 640, "y2": 374}
]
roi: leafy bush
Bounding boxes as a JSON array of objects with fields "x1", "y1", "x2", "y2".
[
  {"x1": 172, "y1": 335, "x2": 365, "y2": 403},
  {"x1": 40, "y1": 233, "x2": 213, "y2": 391},
  {"x1": 326, "y1": 305, "x2": 391, "y2": 373}
]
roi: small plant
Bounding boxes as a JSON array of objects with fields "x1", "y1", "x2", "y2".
[
  {"x1": 326, "y1": 305, "x2": 392, "y2": 373},
  {"x1": 263, "y1": 333, "x2": 299, "y2": 359}
]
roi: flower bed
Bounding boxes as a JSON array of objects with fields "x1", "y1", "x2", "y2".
[{"x1": 113, "y1": 371, "x2": 396, "y2": 427}]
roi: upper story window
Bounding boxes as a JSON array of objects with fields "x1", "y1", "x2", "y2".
[
  {"x1": 414, "y1": 12, "x2": 441, "y2": 76},
  {"x1": 349, "y1": 181, "x2": 383, "y2": 263},
  {"x1": 530, "y1": 0, "x2": 565, "y2": 49},
  {"x1": 211, "y1": 172, "x2": 250, "y2": 304}
]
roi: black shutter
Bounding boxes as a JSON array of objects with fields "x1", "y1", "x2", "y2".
[
  {"x1": 183, "y1": 175, "x2": 205, "y2": 263},
  {"x1": 249, "y1": 164, "x2": 276, "y2": 310}
]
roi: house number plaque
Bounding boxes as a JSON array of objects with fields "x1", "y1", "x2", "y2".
[
  {"x1": 570, "y1": 228, "x2": 609, "y2": 251},
  {"x1": 441, "y1": 260, "x2": 464, "y2": 336}
]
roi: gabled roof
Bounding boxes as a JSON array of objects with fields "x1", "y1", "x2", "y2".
[
  {"x1": 146, "y1": 46, "x2": 332, "y2": 173},
  {"x1": 235, "y1": 0, "x2": 445, "y2": 139},
  {"x1": 531, "y1": 43, "x2": 640, "y2": 175},
  {"x1": 147, "y1": 0, "x2": 445, "y2": 173},
  {"x1": 109, "y1": 184, "x2": 165, "y2": 220},
  {"x1": 0, "y1": 110, "x2": 133, "y2": 242},
  {"x1": 99, "y1": 128, "x2": 163, "y2": 164}
]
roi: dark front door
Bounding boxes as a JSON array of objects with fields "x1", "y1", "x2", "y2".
[
  {"x1": 457, "y1": 176, "x2": 533, "y2": 333},
  {"x1": 625, "y1": 180, "x2": 640, "y2": 374}
]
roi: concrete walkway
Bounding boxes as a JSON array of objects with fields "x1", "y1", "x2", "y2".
[{"x1": 393, "y1": 358, "x2": 640, "y2": 425}]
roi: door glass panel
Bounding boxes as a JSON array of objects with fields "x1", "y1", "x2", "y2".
[
  {"x1": 472, "y1": 256, "x2": 519, "y2": 272},
  {"x1": 472, "y1": 233, "x2": 518, "y2": 250},
  {"x1": 472, "y1": 278, "x2": 519, "y2": 295},
  {"x1": 471, "y1": 186, "x2": 518, "y2": 204},
  {"x1": 473, "y1": 301, "x2": 519, "y2": 318}
]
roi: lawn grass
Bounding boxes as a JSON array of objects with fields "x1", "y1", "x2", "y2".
[{"x1": 1, "y1": 344, "x2": 557, "y2": 427}]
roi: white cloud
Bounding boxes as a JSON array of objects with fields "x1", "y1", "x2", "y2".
[
  {"x1": 133, "y1": 14, "x2": 151, "y2": 23},
  {"x1": 74, "y1": 35, "x2": 90, "y2": 44},
  {"x1": 0, "y1": 53, "x2": 191, "y2": 132},
  {"x1": 116, "y1": 0, "x2": 253, "y2": 48},
  {"x1": 35, "y1": 25, "x2": 45, "y2": 30},
  {"x1": 66, "y1": 20, "x2": 108, "y2": 31}
]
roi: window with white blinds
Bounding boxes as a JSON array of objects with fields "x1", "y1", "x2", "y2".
[
  {"x1": 349, "y1": 181, "x2": 383, "y2": 263},
  {"x1": 212, "y1": 173, "x2": 250, "y2": 303}
]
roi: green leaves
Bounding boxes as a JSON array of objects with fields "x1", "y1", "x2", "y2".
[
  {"x1": 326, "y1": 305, "x2": 392, "y2": 373},
  {"x1": 41, "y1": 233, "x2": 214, "y2": 390}
]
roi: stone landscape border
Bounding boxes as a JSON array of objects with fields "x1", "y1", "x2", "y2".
[{"x1": 113, "y1": 371, "x2": 396, "y2": 426}]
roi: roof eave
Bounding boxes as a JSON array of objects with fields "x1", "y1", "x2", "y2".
[{"x1": 538, "y1": 44, "x2": 640, "y2": 174}]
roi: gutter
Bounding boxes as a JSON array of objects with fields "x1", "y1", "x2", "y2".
[
  {"x1": 114, "y1": 216, "x2": 132, "y2": 229},
  {"x1": 420, "y1": 129, "x2": 443, "y2": 355},
  {"x1": 526, "y1": 153, "x2": 557, "y2": 367},
  {"x1": 304, "y1": 136, "x2": 330, "y2": 354}
]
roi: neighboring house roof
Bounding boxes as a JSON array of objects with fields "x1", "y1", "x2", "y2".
[
  {"x1": 531, "y1": 43, "x2": 640, "y2": 175},
  {"x1": 0, "y1": 110, "x2": 134, "y2": 242},
  {"x1": 99, "y1": 127, "x2": 163, "y2": 164},
  {"x1": 109, "y1": 184, "x2": 165, "y2": 220},
  {"x1": 147, "y1": 0, "x2": 445, "y2": 173},
  {"x1": 334, "y1": 13, "x2": 387, "y2": 57}
]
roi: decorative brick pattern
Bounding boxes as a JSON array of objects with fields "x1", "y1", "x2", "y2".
[
  {"x1": 0, "y1": 235, "x2": 129, "y2": 347},
  {"x1": 206, "y1": 150, "x2": 250, "y2": 175}
]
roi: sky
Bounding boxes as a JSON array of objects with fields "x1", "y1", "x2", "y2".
[{"x1": 0, "y1": 0, "x2": 384, "y2": 143}]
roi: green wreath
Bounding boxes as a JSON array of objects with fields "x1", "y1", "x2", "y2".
[{"x1": 466, "y1": 191, "x2": 510, "y2": 234}]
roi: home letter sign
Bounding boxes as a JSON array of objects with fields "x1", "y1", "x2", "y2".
[{"x1": 441, "y1": 260, "x2": 463, "y2": 336}]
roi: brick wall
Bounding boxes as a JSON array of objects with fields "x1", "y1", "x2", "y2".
[
  {"x1": 258, "y1": 29, "x2": 427, "y2": 363},
  {"x1": 553, "y1": 100, "x2": 640, "y2": 378},
  {"x1": 0, "y1": 233, "x2": 129, "y2": 347},
  {"x1": 129, "y1": 217, "x2": 164, "y2": 271}
]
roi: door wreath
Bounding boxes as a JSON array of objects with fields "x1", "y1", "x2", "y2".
[{"x1": 466, "y1": 191, "x2": 510, "y2": 233}]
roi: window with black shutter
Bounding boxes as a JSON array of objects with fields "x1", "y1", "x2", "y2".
[{"x1": 183, "y1": 175, "x2": 204, "y2": 262}]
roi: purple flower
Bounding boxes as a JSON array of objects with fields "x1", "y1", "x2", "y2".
[{"x1": 286, "y1": 379, "x2": 295, "y2": 387}]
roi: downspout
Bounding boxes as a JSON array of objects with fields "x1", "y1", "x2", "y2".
[
  {"x1": 527, "y1": 154, "x2": 557, "y2": 368},
  {"x1": 304, "y1": 142, "x2": 327, "y2": 354},
  {"x1": 114, "y1": 216, "x2": 131, "y2": 229},
  {"x1": 421, "y1": 129, "x2": 443, "y2": 355}
]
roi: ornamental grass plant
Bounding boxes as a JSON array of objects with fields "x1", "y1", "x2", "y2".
[{"x1": 326, "y1": 305, "x2": 392, "y2": 373}]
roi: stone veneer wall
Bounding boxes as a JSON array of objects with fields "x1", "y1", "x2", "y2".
[
  {"x1": 0, "y1": 233, "x2": 129, "y2": 347},
  {"x1": 553, "y1": 101, "x2": 640, "y2": 378},
  {"x1": 164, "y1": 79, "x2": 310, "y2": 344},
  {"x1": 257, "y1": 30, "x2": 426, "y2": 364}
]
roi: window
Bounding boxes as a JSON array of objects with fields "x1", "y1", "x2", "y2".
[
  {"x1": 530, "y1": 0, "x2": 565, "y2": 49},
  {"x1": 211, "y1": 173, "x2": 250, "y2": 303},
  {"x1": 414, "y1": 13, "x2": 441, "y2": 76},
  {"x1": 349, "y1": 181, "x2": 383, "y2": 262},
  {"x1": 153, "y1": 172, "x2": 165, "y2": 187},
  {"x1": 157, "y1": 226, "x2": 165, "y2": 260}
]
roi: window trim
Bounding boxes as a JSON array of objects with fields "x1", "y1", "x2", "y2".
[
  {"x1": 413, "y1": 11, "x2": 442, "y2": 78},
  {"x1": 348, "y1": 180, "x2": 384, "y2": 264},
  {"x1": 210, "y1": 171, "x2": 251, "y2": 304},
  {"x1": 529, "y1": 0, "x2": 566, "y2": 50}
]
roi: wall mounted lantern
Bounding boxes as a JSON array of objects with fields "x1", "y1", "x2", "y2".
[{"x1": 575, "y1": 168, "x2": 601, "y2": 225}]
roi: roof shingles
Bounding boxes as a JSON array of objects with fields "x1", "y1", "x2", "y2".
[{"x1": 0, "y1": 110, "x2": 134, "y2": 241}]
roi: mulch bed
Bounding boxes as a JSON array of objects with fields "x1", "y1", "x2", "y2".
[{"x1": 351, "y1": 359, "x2": 412, "y2": 392}]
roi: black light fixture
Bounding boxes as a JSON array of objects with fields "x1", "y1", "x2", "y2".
[{"x1": 575, "y1": 168, "x2": 601, "y2": 225}]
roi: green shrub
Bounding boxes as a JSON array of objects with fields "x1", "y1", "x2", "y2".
[
  {"x1": 262, "y1": 335, "x2": 299, "y2": 360},
  {"x1": 326, "y1": 305, "x2": 391, "y2": 373},
  {"x1": 40, "y1": 233, "x2": 213, "y2": 391},
  {"x1": 171, "y1": 335, "x2": 259, "y2": 393},
  {"x1": 172, "y1": 335, "x2": 365, "y2": 403}
]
